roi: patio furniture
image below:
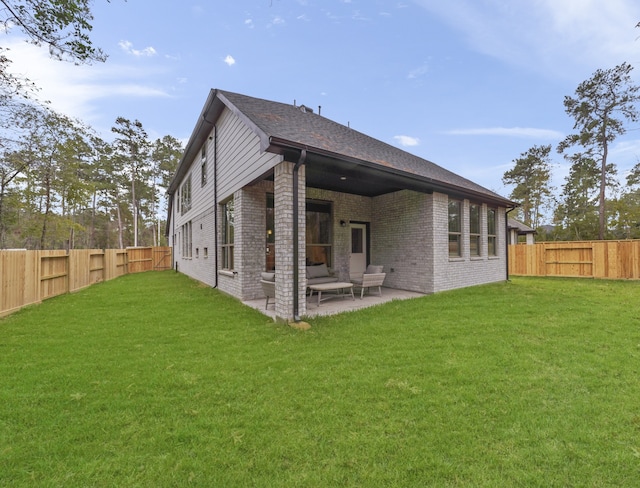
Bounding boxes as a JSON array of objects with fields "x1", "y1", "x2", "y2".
[
  {"x1": 352, "y1": 273, "x2": 386, "y2": 299},
  {"x1": 351, "y1": 265, "x2": 386, "y2": 299},
  {"x1": 308, "y1": 282, "x2": 355, "y2": 306},
  {"x1": 260, "y1": 272, "x2": 276, "y2": 309},
  {"x1": 306, "y1": 263, "x2": 339, "y2": 286}
]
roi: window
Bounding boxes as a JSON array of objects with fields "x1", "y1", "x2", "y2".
[
  {"x1": 203, "y1": 247, "x2": 208, "y2": 259},
  {"x1": 306, "y1": 200, "x2": 332, "y2": 266},
  {"x1": 448, "y1": 199, "x2": 462, "y2": 257},
  {"x1": 265, "y1": 195, "x2": 333, "y2": 268},
  {"x1": 222, "y1": 199, "x2": 234, "y2": 270},
  {"x1": 469, "y1": 203, "x2": 481, "y2": 257},
  {"x1": 351, "y1": 227, "x2": 363, "y2": 254},
  {"x1": 201, "y1": 145, "x2": 207, "y2": 187},
  {"x1": 180, "y1": 175, "x2": 192, "y2": 215},
  {"x1": 487, "y1": 208, "x2": 497, "y2": 256},
  {"x1": 266, "y1": 194, "x2": 275, "y2": 271},
  {"x1": 182, "y1": 221, "x2": 192, "y2": 258}
]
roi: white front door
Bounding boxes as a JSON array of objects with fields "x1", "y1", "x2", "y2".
[{"x1": 349, "y1": 223, "x2": 367, "y2": 279}]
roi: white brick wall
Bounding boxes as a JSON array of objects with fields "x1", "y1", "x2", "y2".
[
  {"x1": 174, "y1": 171, "x2": 508, "y2": 307},
  {"x1": 372, "y1": 190, "x2": 433, "y2": 293},
  {"x1": 274, "y1": 162, "x2": 307, "y2": 321},
  {"x1": 431, "y1": 192, "x2": 507, "y2": 293}
]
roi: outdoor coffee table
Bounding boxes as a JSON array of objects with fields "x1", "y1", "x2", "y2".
[{"x1": 308, "y1": 282, "x2": 355, "y2": 306}]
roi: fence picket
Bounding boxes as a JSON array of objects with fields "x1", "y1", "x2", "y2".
[
  {"x1": 0, "y1": 247, "x2": 172, "y2": 318},
  {"x1": 509, "y1": 240, "x2": 640, "y2": 280}
]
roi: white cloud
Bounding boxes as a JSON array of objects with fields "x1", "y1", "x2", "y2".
[
  {"x1": 407, "y1": 64, "x2": 428, "y2": 79},
  {"x1": 394, "y1": 135, "x2": 421, "y2": 146},
  {"x1": 245, "y1": 19, "x2": 254, "y2": 28},
  {"x1": 446, "y1": 127, "x2": 564, "y2": 139},
  {"x1": 224, "y1": 55, "x2": 236, "y2": 66},
  {"x1": 270, "y1": 16, "x2": 286, "y2": 27},
  {"x1": 4, "y1": 37, "x2": 170, "y2": 123},
  {"x1": 412, "y1": 0, "x2": 640, "y2": 79},
  {"x1": 118, "y1": 40, "x2": 157, "y2": 57}
]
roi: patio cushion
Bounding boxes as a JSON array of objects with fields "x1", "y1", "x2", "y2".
[
  {"x1": 261, "y1": 272, "x2": 275, "y2": 282},
  {"x1": 365, "y1": 264, "x2": 384, "y2": 274},
  {"x1": 307, "y1": 264, "x2": 329, "y2": 279},
  {"x1": 307, "y1": 276, "x2": 339, "y2": 285}
]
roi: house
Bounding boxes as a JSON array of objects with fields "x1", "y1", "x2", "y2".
[
  {"x1": 508, "y1": 218, "x2": 536, "y2": 245},
  {"x1": 166, "y1": 89, "x2": 516, "y2": 322}
]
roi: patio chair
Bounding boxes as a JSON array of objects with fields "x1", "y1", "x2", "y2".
[
  {"x1": 351, "y1": 265, "x2": 385, "y2": 299},
  {"x1": 260, "y1": 272, "x2": 276, "y2": 309}
]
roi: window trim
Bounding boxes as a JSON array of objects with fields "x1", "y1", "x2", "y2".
[
  {"x1": 200, "y1": 145, "x2": 207, "y2": 187},
  {"x1": 487, "y1": 207, "x2": 498, "y2": 257},
  {"x1": 448, "y1": 198, "x2": 462, "y2": 258},
  {"x1": 182, "y1": 221, "x2": 192, "y2": 258},
  {"x1": 221, "y1": 199, "x2": 234, "y2": 270},
  {"x1": 305, "y1": 198, "x2": 333, "y2": 267},
  {"x1": 180, "y1": 174, "x2": 192, "y2": 215},
  {"x1": 469, "y1": 202, "x2": 481, "y2": 257}
]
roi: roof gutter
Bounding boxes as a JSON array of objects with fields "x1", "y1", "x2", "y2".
[
  {"x1": 266, "y1": 136, "x2": 515, "y2": 208},
  {"x1": 167, "y1": 90, "x2": 219, "y2": 196}
]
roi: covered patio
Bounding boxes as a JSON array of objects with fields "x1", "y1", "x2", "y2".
[
  {"x1": 167, "y1": 90, "x2": 513, "y2": 325},
  {"x1": 243, "y1": 286, "x2": 425, "y2": 320}
]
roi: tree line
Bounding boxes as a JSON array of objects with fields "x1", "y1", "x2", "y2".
[
  {"x1": 1, "y1": 1, "x2": 183, "y2": 249},
  {"x1": 0, "y1": 100, "x2": 182, "y2": 249},
  {"x1": 503, "y1": 62, "x2": 640, "y2": 242}
]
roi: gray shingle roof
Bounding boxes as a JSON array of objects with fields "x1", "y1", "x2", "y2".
[
  {"x1": 218, "y1": 90, "x2": 513, "y2": 205},
  {"x1": 508, "y1": 218, "x2": 535, "y2": 233}
]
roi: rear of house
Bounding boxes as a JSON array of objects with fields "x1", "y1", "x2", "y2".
[{"x1": 167, "y1": 90, "x2": 515, "y2": 322}]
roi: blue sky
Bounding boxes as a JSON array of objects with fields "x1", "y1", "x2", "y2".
[{"x1": 5, "y1": 0, "x2": 640, "y2": 214}]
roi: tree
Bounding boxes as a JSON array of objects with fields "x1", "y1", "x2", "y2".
[
  {"x1": 111, "y1": 117, "x2": 151, "y2": 248},
  {"x1": 558, "y1": 62, "x2": 640, "y2": 240},
  {"x1": 0, "y1": 100, "x2": 35, "y2": 246},
  {"x1": 554, "y1": 154, "x2": 601, "y2": 240},
  {"x1": 611, "y1": 160, "x2": 640, "y2": 239},
  {"x1": 502, "y1": 144, "x2": 553, "y2": 229},
  {"x1": 149, "y1": 135, "x2": 182, "y2": 245},
  {"x1": 1, "y1": 0, "x2": 106, "y2": 98}
]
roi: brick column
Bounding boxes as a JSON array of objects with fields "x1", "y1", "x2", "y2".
[{"x1": 274, "y1": 161, "x2": 306, "y2": 322}]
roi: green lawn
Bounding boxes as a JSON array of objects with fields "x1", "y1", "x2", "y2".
[{"x1": 1, "y1": 272, "x2": 639, "y2": 487}]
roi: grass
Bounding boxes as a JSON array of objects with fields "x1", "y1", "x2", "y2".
[{"x1": 1, "y1": 272, "x2": 640, "y2": 487}]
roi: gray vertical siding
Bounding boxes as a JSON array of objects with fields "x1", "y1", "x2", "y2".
[{"x1": 171, "y1": 107, "x2": 281, "y2": 290}]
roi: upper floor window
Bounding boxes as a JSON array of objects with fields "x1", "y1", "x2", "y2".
[
  {"x1": 448, "y1": 199, "x2": 462, "y2": 257},
  {"x1": 469, "y1": 203, "x2": 481, "y2": 257},
  {"x1": 487, "y1": 208, "x2": 498, "y2": 256},
  {"x1": 180, "y1": 175, "x2": 192, "y2": 215},
  {"x1": 201, "y1": 145, "x2": 207, "y2": 187}
]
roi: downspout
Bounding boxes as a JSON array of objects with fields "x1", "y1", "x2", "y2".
[
  {"x1": 213, "y1": 125, "x2": 218, "y2": 288},
  {"x1": 201, "y1": 109, "x2": 219, "y2": 289},
  {"x1": 292, "y1": 149, "x2": 307, "y2": 322},
  {"x1": 505, "y1": 206, "x2": 517, "y2": 281}
]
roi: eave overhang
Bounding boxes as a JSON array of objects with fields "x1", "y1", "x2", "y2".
[{"x1": 266, "y1": 137, "x2": 515, "y2": 207}]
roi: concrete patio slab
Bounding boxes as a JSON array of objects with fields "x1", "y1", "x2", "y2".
[{"x1": 243, "y1": 287, "x2": 425, "y2": 321}]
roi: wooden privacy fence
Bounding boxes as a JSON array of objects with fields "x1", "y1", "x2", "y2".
[
  {"x1": 509, "y1": 240, "x2": 640, "y2": 280},
  {"x1": 1, "y1": 247, "x2": 172, "y2": 318}
]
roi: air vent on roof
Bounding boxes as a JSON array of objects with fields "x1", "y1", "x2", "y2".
[{"x1": 298, "y1": 104, "x2": 313, "y2": 114}]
